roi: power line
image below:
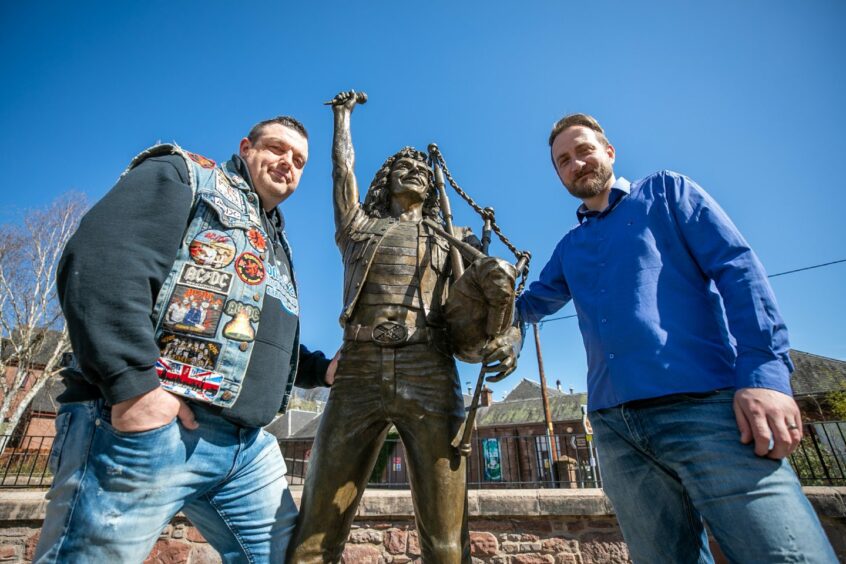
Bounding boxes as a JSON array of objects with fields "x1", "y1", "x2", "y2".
[
  {"x1": 538, "y1": 258, "x2": 845, "y2": 326},
  {"x1": 767, "y1": 258, "x2": 846, "y2": 278}
]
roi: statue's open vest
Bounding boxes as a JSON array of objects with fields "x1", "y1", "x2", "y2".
[{"x1": 125, "y1": 144, "x2": 300, "y2": 410}]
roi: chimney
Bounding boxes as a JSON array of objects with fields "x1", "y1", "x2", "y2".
[
  {"x1": 466, "y1": 380, "x2": 471, "y2": 396},
  {"x1": 556, "y1": 379, "x2": 562, "y2": 392},
  {"x1": 569, "y1": 387, "x2": 574, "y2": 395},
  {"x1": 481, "y1": 386, "x2": 494, "y2": 407}
]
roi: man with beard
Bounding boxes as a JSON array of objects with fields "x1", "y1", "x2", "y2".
[
  {"x1": 515, "y1": 114, "x2": 836, "y2": 562},
  {"x1": 288, "y1": 91, "x2": 517, "y2": 564}
]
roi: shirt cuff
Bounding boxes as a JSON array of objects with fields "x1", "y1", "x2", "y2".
[{"x1": 734, "y1": 355, "x2": 793, "y2": 396}]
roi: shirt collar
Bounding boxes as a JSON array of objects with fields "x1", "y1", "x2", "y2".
[{"x1": 576, "y1": 176, "x2": 630, "y2": 224}]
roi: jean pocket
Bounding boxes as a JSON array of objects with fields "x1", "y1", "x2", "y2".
[
  {"x1": 101, "y1": 416, "x2": 178, "y2": 439},
  {"x1": 47, "y1": 411, "x2": 72, "y2": 475}
]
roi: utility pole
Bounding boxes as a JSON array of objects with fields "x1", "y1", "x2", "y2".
[{"x1": 533, "y1": 323, "x2": 558, "y2": 485}]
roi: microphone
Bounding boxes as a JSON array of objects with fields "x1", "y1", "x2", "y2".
[{"x1": 323, "y1": 92, "x2": 368, "y2": 106}]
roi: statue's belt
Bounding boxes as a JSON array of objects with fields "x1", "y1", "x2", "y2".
[{"x1": 343, "y1": 322, "x2": 441, "y2": 347}]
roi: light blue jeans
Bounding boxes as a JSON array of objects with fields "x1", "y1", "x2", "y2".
[
  {"x1": 591, "y1": 389, "x2": 837, "y2": 563},
  {"x1": 34, "y1": 399, "x2": 297, "y2": 563}
]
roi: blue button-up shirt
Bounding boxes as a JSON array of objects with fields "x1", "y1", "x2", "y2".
[{"x1": 516, "y1": 171, "x2": 793, "y2": 411}]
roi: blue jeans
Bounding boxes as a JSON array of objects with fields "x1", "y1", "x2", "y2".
[
  {"x1": 591, "y1": 390, "x2": 837, "y2": 564},
  {"x1": 34, "y1": 399, "x2": 297, "y2": 563}
]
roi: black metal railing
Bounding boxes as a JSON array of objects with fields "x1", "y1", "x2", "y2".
[
  {"x1": 0, "y1": 434, "x2": 53, "y2": 488},
  {"x1": 279, "y1": 433, "x2": 602, "y2": 489},
  {"x1": 1, "y1": 421, "x2": 843, "y2": 489},
  {"x1": 789, "y1": 421, "x2": 846, "y2": 486}
]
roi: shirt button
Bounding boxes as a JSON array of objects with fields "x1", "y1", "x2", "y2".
[
  {"x1": 601, "y1": 318, "x2": 607, "y2": 324},
  {"x1": 600, "y1": 289, "x2": 606, "y2": 294},
  {"x1": 239, "y1": 342, "x2": 249, "y2": 352},
  {"x1": 599, "y1": 262, "x2": 606, "y2": 267},
  {"x1": 609, "y1": 353, "x2": 615, "y2": 359}
]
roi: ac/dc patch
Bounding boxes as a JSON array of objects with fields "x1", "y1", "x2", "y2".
[
  {"x1": 156, "y1": 357, "x2": 222, "y2": 403},
  {"x1": 222, "y1": 300, "x2": 261, "y2": 342},
  {"x1": 178, "y1": 263, "x2": 233, "y2": 294},
  {"x1": 235, "y1": 252, "x2": 265, "y2": 285},
  {"x1": 186, "y1": 151, "x2": 216, "y2": 169},
  {"x1": 158, "y1": 332, "x2": 221, "y2": 371},
  {"x1": 163, "y1": 285, "x2": 225, "y2": 338},
  {"x1": 247, "y1": 228, "x2": 267, "y2": 253},
  {"x1": 189, "y1": 230, "x2": 236, "y2": 269}
]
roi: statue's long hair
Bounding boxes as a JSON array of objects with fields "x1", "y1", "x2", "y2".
[{"x1": 362, "y1": 147, "x2": 442, "y2": 220}]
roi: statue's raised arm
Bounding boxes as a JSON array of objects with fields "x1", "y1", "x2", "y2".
[{"x1": 328, "y1": 90, "x2": 367, "y2": 233}]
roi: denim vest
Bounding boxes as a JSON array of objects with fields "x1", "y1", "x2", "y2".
[{"x1": 123, "y1": 144, "x2": 299, "y2": 410}]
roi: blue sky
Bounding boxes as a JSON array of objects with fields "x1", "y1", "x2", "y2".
[{"x1": 2, "y1": 1, "x2": 844, "y2": 400}]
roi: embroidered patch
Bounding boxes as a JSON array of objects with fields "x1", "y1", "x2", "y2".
[
  {"x1": 156, "y1": 357, "x2": 222, "y2": 402},
  {"x1": 216, "y1": 173, "x2": 242, "y2": 206},
  {"x1": 247, "y1": 228, "x2": 267, "y2": 253},
  {"x1": 247, "y1": 204, "x2": 261, "y2": 225},
  {"x1": 189, "y1": 230, "x2": 237, "y2": 269},
  {"x1": 162, "y1": 285, "x2": 225, "y2": 338},
  {"x1": 235, "y1": 252, "x2": 265, "y2": 285},
  {"x1": 158, "y1": 332, "x2": 221, "y2": 370},
  {"x1": 222, "y1": 300, "x2": 261, "y2": 342},
  {"x1": 211, "y1": 196, "x2": 244, "y2": 220},
  {"x1": 265, "y1": 263, "x2": 299, "y2": 315},
  {"x1": 178, "y1": 263, "x2": 233, "y2": 294},
  {"x1": 186, "y1": 151, "x2": 216, "y2": 169}
]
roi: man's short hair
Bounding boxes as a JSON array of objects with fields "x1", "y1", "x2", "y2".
[
  {"x1": 247, "y1": 116, "x2": 308, "y2": 143},
  {"x1": 548, "y1": 113, "x2": 608, "y2": 147}
]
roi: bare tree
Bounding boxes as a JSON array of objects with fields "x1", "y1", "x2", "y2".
[{"x1": 0, "y1": 193, "x2": 87, "y2": 438}]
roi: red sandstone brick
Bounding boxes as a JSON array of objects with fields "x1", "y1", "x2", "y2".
[
  {"x1": 542, "y1": 538, "x2": 578, "y2": 554},
  {"x1": 185, "y1": 526, "x2": 208, "y2": 543},
  {"x1": 470, "y1": 531, "x2": 499, "y2": 557},
  {"x1": 586, "y1": 519, "x2": 615, "y2": 529},
  {"x1": 24, "y1": 531, "x2": 40, "y2": 561},
  {"x1": 384, "y1": 528, "x2": 408, "y2": 554},
  {"x1": 0, "y1": 545, "x2": 18, "y2": 561},
  {"x1": 520, "y1": 534, "x2": 540, "y2": 541},
  {"x1": 341, "y1": 543, "x2": 383, "y2": 564},
  {"x1": 189, "y1": 544, "x2": 220, "y2": 564},
  {"x1": 144, "y1": 539, "x2": 191, "y2": 564},
  {"x1": 407, "y1": 531, "x2": 420, "y2": 556},
  {"x1": 555, "y1": 554, "x2": 582, "y2": 564},
  {"x1": 512, "y1": 554, "x2": 554, "y2": 564}
]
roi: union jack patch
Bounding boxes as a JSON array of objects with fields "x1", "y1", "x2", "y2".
[{"x1": 156, "y1": 357, "x2": 223, "y2": 402}]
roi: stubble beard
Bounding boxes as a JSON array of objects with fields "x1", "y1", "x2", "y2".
[{"x1": 565, "y1": 162, "x2": 613, "y2": 199}]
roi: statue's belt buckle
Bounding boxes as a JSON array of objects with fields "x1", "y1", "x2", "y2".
[{"x1": 372, "y1": 321, "x2": 409, "y2": 345}]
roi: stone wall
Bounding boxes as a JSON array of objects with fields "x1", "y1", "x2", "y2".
[{"x1": 0, "y1": 487, "x2": 843, "y2": 563}]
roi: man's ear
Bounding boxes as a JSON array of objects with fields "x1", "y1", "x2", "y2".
[
  {"x1": 606, "y1": 143, "x2": 616, "y2": 164},
  {"x1": 238, "y1": 137, "x2": 251, "y2": 158}
]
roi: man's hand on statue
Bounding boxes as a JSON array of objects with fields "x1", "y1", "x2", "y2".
[
  {"x1": 325, "y1": 349, "x2": 341, "y2": 386},
  {"x1": 733, "y1": 387, "x2": 803, "y2": 460},
  {"x1": 111, "y1": 387, "x2": 198, "y2": 433},
  {"x1": 480, "y1": 326, "x2": 522, "y2": 382}
]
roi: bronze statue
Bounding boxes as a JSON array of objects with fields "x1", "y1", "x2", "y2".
[{"x1": 289, "y1": 91, "x2": 521, "y2": 564}]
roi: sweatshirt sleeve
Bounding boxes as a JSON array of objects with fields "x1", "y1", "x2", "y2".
[
  {"x1": 56, "y1": 155, "x2": 194, "y2": 404},
  {"x1": 294, "y1": 344, "x2": 331, "y2": 389}
]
